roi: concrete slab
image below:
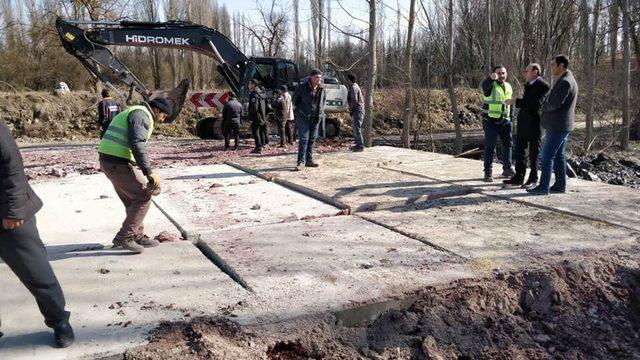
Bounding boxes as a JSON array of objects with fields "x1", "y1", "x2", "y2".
[
  {"x1": 359, "y1": 194, "x2": 640, "y2": 269},
  {"x1": 199, "y1": 215, "x2": 474, "y2": 324},
  {"x1": 31, "y1": 174, "x2": 179, "y2": 251},
  {"x1": 232, "y1": 150, "x2": 475, "y2": 212},
  {"x1": 152, "y1": 164, "x2": 340, "y2": 232},
  {"x1": 0, "y1": 242, "x2": 245, "y2": 360}
]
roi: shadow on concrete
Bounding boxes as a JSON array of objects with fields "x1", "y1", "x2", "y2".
[
  {"x1": 167, "y1": 172, "x2": 249, "y2": 181},
  {"x1": 47, "y1": 249, "x2": 138, "y2": 262},
  {"x1": 0, "y1": 330, "x2": 56, "y2": 350},
  {"x1": 44, "y1": 243, "x2": 105, "y2": 255}
]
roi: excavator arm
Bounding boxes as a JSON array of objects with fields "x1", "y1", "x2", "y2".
[{"x1": 55, "y1": 17, "x2": 248, "y2": 119}]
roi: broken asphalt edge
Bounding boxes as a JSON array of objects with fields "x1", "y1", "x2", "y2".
[
  {"x1": 151, "y1": 199, "x2": 254, "y2": 293},
  {"x1": 225, "y1": 161, "x2": 352, "y2": 213}
]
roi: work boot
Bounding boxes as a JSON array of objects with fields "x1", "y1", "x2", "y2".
[
  {"x1": 293, "y1": 162, "x2": 305, "y2": 171},
  {"x1": 483, "y1": 173, "x2": 493, "y2": 183},
  {"x1": 135, "y1": 234, "x2": 160, "y2": 248},
  {"x1": 113, "y1": 237, "x2": 144, "y2": 253},
  {"x1": 503, "y1": 175, "x2": 524, "y2": 186},
  {"x1": 250, "y1": 147, "x2": 262, "y2": 154},
  {"x1": 524, "y1": 176, "x2": 538, "y2": 187},
  {"x1": 501, "y1": 168, "x2": 516, "y2": 178},
  {"x1": 305, "y1": 160, "x2": 320, "y2": 168},
  {"x1": 549, "y1": 184, "x2": 566, "y2": 194},
  {"x1": 278, "y1": 143, "x2": 286, "y2": 148},
  {"x1": 53, "y1": 322, "x2": 74, "y2": 348},
  {"x1": 351, "y1": 146, "x2": 364, "y2": 152},
  {"x1": 526, "y1": 186, "x2": 549, "y2": 195}
]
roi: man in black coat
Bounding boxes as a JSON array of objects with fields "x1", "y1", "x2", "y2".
[
  {"x1": 248, "y1": 79, "x2": 268, "y2": 154},
  {"x1": 504, "y1": 63, "x2": 550, "y2": 186},
  {"x1": 0, "y1": 121, "x2": 74, "y2": 347},
  {"x1": 222, "y1": 92, "x2": 242, "y2": 150}
]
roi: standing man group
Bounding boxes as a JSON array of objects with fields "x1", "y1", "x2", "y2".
[
  {"x1": 503, "y1": 63, "x2": 550, "y2": 187},
  {"x1": 527, "y1": 55, "x2": 578, "y2": 195},
  {"x1": 347, "y1": 74, "x2": 365, "y2": 152},
  {"x1": 97, "y1": 89, "x2": 123, "y2": 139},
  {"x1": 293, "y1": 69, "x2": 325, "y2": 171},
  {"x1": 248, "y1": 79, "x2": 269, "y2": 154},
  {"x1": 98, "y1": 98, "x2": 172, "y2": 253},
  {"x1": 481, "y1": 65, "x2": 515, "y2": 182}
]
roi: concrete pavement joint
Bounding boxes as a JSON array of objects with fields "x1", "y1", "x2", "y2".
[
  {"x1": 380, "y1": 165, "x2": 640, "y2": 233},
  {"x1": 357, "y1": 215, "x2": 468, "y2": 261},
  {"x1": 225, "y1": 161, "x2": 352, "y2": 213}
]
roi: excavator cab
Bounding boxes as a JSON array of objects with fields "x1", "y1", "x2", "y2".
[{"x1": 240, "y1": 58, "x2": 299, "y2": 102}]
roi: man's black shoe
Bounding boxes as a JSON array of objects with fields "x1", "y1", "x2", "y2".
[
  {"x1": 526, "y1": 186, "x2": 549, "y2": 195},
  {"x1": 549, "y1": 185, "x2": 566, "y2": 194},
  {"x1": 54, "y1": 322, "x2": 75, "y2": 348},
  {"x1": 503, "y1": 176, "x2": 524, "y2": 186},
  {"x1": 524, "y1": 177, "x2": 538, "y2": 187},
  {"x1": 250, "y1": 147, "x2": 262, "y2": 154},
  {"x1": 305, "y1": 160, "x2": 320, "y2": 167}
]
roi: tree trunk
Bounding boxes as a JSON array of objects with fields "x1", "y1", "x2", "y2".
[
  {"x1": 363, "y1": 0, "x2": 377, "y2": 148},
  {"x1": 582, "y1": 0, "x2": 601, "y2": 150},
  {"x1": 401, "y1": 0, "x2": 416, "y2": 148},
  {"x1": 294, "y1": 0, "x2": 300, "y2": 64},
  {"x1": 485, "y1": 0, "x2": 492, "y2": 72},
  {"x1": 619, "y1": 0, "x2": 630, "y2": 149},
  {"x1": 609, "y1": 0, "x2": 619, "y2": 69},
  {"x1": 447, "y1": 0, "x2": 462, "y2": 154}
]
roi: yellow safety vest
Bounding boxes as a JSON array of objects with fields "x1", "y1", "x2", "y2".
[
  {"x1": 483, "y1": 81, "x2": 512, "y2": 120},
  {"x1": 98, "y1": 105, "x2": 154, "y2": 162}
]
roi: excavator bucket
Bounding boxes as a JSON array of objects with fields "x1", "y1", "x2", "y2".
[{"x1": 149, "y1": 78, "x2": 190, "y2": 123}]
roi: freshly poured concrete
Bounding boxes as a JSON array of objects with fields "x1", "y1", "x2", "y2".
[
  {"x1": 233, "y1": 148, "x2": 475, "y2": 212},
  {"x1": 359, "y1": 194, "x2": 640, "y2": 267},
  {"x1": 32, "y1": 174, "x2": 180, "y2": 250},
  {"x1": 153, "y1": 164, "x2": 340, "y2": 232},
  {"x1": 199, "y1": 215, "x2": 474, "y2": 324},
  {"x1": 0, "y1": 174, "x2": 245, "y2": 359}
]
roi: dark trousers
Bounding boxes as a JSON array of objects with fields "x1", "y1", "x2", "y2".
[
  {"x1": 251, "y1": 121, "x2": 263, "y2": 149},
  {"x1": 99, "y1": 157, "x2": 152, "y2": 241},
  {"x1": 483, "y1": 120, "x2": 513, "y2": 174},
  {"x1": 260, "y1": 123, "x2": 269, "y2": 145},
  {"x1": 0, "y1": 217, "x2": 70, "y2": 328},
  {"x1": 223, "y1": 122, "x2": 240, "y2": 149},
  {"x1": 514, "y1": 135, "x2": 540, "y2": 180},
  {"x1": 278, "y1": 119, "x2": 294, "y2": 145},
  {"x1": 539, "y1": 131, "x2": 569, "y2": 191},
  {"x1": 297, "y1": 116, "x2": 320, "y2": 164}
]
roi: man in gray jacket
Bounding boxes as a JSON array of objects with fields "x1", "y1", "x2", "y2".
[
  {"x1": 527, "y1": 55, "x2": 578, "y2": 195},
  {"x1": 293, "y1": 69, "x2": 325, "y2": 171},
  {"x1": 347, "y1": 74, "x2": 365, "y2": 151}
]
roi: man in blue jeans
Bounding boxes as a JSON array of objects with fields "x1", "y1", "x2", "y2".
[
  {"x1": 527, "y1": 54, "x2": 578, "y2": 195},
  {"x1": 292, "y1": 69, "x2": 325, "y2": 171},
  {"x1": 481, "y1": 66, "x2": 515, "y2": 182},
  {"x1": 347, "y1": 74, "x2": 365, "y2": 152}
]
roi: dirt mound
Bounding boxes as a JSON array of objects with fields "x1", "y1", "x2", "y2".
[
  {"x1": 124, "y1": 246, "x2": 640, "y2": 359},
  {"x1": 569, "y1": 152, "x2": 640, "y2": 188}
]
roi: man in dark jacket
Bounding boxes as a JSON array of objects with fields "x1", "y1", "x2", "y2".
[
  {"x1": 222, "y1": 92, "x2": 242, "y2": 150},
  {"x1": 97, "y1": 89, "x2": 124, "y2": 139},
  {"x1": 98, "y1": 98, "x2": 171, "y2": 252},
  {"x1": 0, "y1": 120, "x2": 74, "y2": 348},
  {"x1": 527, "y1": 55, "x2": 578, "y2": 195},
  {"x1": 481, "y1": 65, "x2": 515, "y2": 182},
  {"x1": 347, "y1": 74, "x2": 365, "y2": 152},
  {"x1": 248, "y1": 79, "x2": 268, "y2": 153},
  {"x1": 273, "y1": 85, "x2": 294, "y2": 147},
  {"x1": 503, "y1": 63, "x2": 550, "y2": 186},
  {"x1": 293, "y1": 69, "x2": 325, "y2": 171}
]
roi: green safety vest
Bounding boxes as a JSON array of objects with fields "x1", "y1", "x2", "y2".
[
  {"x1": 483, "y1": 81, "x2": 512, "y2": 120},
  {"x1": 98, "y1": 105, "x2": 154, "y2": 162}
]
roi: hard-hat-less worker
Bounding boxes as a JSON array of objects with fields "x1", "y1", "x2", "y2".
[
  {"x1": 481, "y1": 65, "x2": 516, "y2": 182},
  {"x1": 0, "y1": 120, "x2": 74, "y2": 348},
  {"x1": 98, "y1": 98, "x2": 171, "y2": 253},
  {"x1": 97, "y1": 88, "x2": 124, "y2": 139}
]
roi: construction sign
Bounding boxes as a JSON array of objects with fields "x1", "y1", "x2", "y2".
[{"x1": 189, "y1": 92, "x2": 230, "y2": 108}]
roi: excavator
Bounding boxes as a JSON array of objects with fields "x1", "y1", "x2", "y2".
[{"x1": 55, "y1": 17, "x2": 348, "y2": 139}]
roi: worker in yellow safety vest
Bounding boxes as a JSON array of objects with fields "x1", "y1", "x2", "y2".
[
  {"x1": 480, "y1": 65, "x2": 515, "y2": 182},
  {"x1": 98, "y1": 97, "x2": 171, "y2": 253}
]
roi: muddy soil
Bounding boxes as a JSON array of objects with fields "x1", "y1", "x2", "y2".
[{"x1": 124, "y1": 246, "x2": 640, "y2": 360}]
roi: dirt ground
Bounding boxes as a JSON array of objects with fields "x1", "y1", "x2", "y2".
[{"x1": 123, "y1": 245, "x2": 640, "y2": 360}]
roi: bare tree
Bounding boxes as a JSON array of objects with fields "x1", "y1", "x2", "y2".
[
  {"x1": 485, "y1": 0, "x2": 491, "y2": 72},
  {"x1": 581, "y1": 0, "x2": 602, "y2": 150},
  {"x1": 241, "y1": 0, "x2": 289, "y2": 57},
  {"x1": 401, "y1": 0, "x2": 417, "y2": 148},
  {"x1": 293, "y1": 0, "x2": 300, "y2": 63},
  {"x1": 364, "y1": 0, "x2": 377, "y2": 147},
  {"x1": 619, "y1": 0, "x2": 631, "y2": 149},
  {"x1": 608, "y1": 0, "x2": 619, "y2": 69},
  {"x1": 447, "y1": 0, "x2": 462, "y2": 154}
]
